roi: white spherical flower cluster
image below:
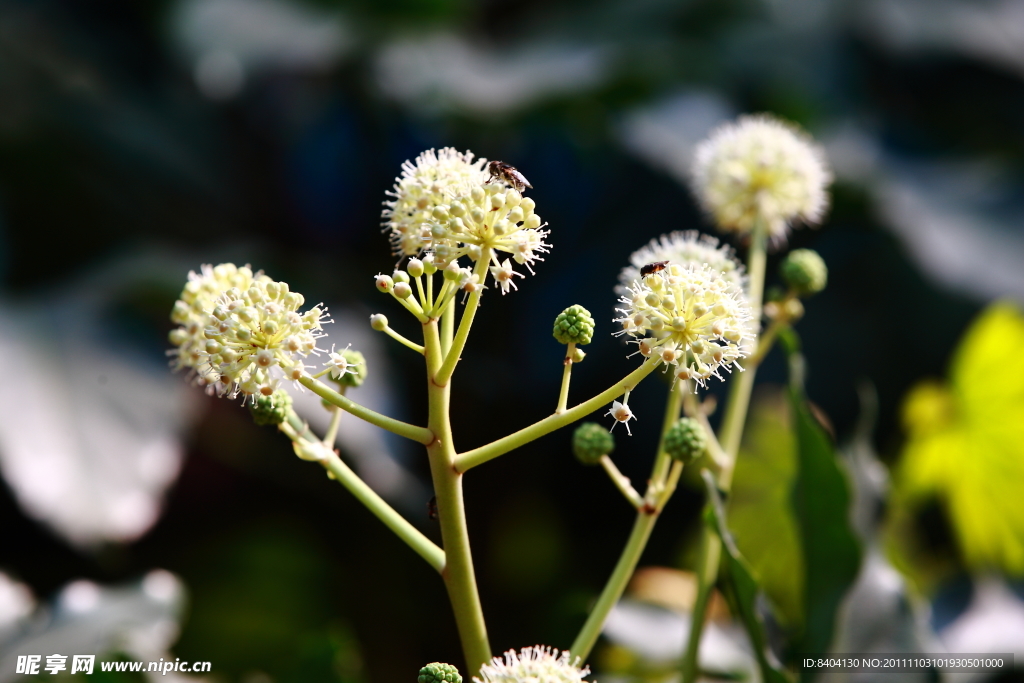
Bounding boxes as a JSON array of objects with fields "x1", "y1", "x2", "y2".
[
  {"x1": 169, "y1": 263, "x2": 265, "y2": 383},
  {"x1": 692, "y1": 114, "x2": 831, "y2": 240},
  {"x1": 616, "y1": 262, "x2": 755, "y2": 388},
  {"x1": 617, "y1": 230, "x2": 746, "y2": 297},
  {"x1": 382, "y1": 148, "x2": 488, "y2": 256},
  {"x1": 429, "y1": 182, "x2": 549, "y2": 291},
  {"x1": 474, "y1": 646, "x2": 592, "y2": 683},
  {"x1": 170, "y1": 267, "x2": 329, "y2": 399}
]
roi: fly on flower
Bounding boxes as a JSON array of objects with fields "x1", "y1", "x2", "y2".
[
  {"x1": 486, "y1": 160, "x2": 532, "y2": 193},
  {"x1": 640, "y1": 261, "x2": 669, "y2": 277}
]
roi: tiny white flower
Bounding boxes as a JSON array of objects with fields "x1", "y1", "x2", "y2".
[
  {"x1": 474, "y1": 646, "x2": 592, "y2": 683},
  {"x1": 692, "y1": 114, "x2": 832, "y2": 242},
  {"x1": 606, "y1": 400, "x2": 636, "y2": 435},
  {"x1": 489, "y1": 258, "x2": 522, "y2": 294}
]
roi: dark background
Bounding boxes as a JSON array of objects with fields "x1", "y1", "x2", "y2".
[{"x1": 1, "y1": 0, "x2": 1022, "y2": 680}]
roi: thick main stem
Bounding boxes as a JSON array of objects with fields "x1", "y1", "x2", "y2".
[
  {"x1": 423, "y1": 319, "x2": 491, "y2": 675},
  {"x1": 681, "y1": 217, "x2": 769, "y2": 683}
]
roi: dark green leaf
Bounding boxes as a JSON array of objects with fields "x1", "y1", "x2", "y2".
[
  {"x1": 784, "y1": 334, "x2": 862, "y2": 680},
  {"x1": 702, "y1": 470, "x2": 794, "y2": 683}
]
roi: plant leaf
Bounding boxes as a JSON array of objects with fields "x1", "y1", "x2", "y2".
[
  {"x1": 782, "y1": 331, "x2": 862, "y2": 678},
  {"x1": 703, "y1": 470, "x2": 794, "y2": 683}
]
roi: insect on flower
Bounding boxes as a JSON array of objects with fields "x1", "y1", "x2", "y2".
[
  {"x1": 487, "y1": 160, "x2": 532, "y2": 192},
  {"x1": 640, "y1": 261, "x2": 669, "y2": 277}
]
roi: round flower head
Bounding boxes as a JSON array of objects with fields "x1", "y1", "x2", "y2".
[
  {"x1": 428, "y1": 181, "x2": 550, "y2": 286},
  {"x1": 175, "y1": 274, "x2": 330, "y2": 400},
  {"x1": 616, "y1": 262, "x2": 755, "y2": 388},
  {"x1": 474, "y1": 646, "x2": 591, "y2": 683},
  {"x1": 382, "y1": 148, "x2": 488, "y2": 256},
  {"x1": 692, "y1": 114, "x2": 831, "y2": 241},
  {"x1": 617, "y1": 230, "x2": 746, "y2": 297},
  {"x1": 169, "y1": 263, "x2": 267, "y2": 390}
]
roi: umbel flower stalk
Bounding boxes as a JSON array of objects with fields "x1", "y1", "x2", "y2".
[
  {"x1": 167, "y1": 121, "x2": 826, "y2": 680},
  {"x1": 681, "y1": 114, "x2": 832, "y2": 683}
]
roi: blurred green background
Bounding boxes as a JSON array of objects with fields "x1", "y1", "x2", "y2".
[{"x1": 1, "y1": 0, "x2": 1023, "y2": 681}]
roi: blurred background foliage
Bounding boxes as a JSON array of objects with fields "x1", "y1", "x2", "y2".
[{"x1": 1, "y1": 0, "x2": 1024, "y2": 681}]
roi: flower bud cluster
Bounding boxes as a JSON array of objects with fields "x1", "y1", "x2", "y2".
[
  {"x1": 617, "y1": 230, "x2": 746, "y2": 297},
  {"x1": 780, "y1": 248, "x2": 828, "y2": 296},
  {"x1": 171, "y1": 269, "x2": 330, "y2": 399},
  {"x1": 664, "y1": 417, "x2": 707, "y2": 463},
  {"x1": 382, "y1": 148, "x2": 488, "y2": 256},
  {"x1": 418, "y1": 662, "x2": 462, "y2": 683},
  {"x1": 692, "y1": 114, "x2": 831, "y2": 241},
  {"x1": 616, "y1": 262, "x2": 755, "y2": 388},
  {"x1": 553, "y1": 305, "x2": 595, "y2": 346},
  {"x1": 572, "y1": 422, "x2": 615, "y2": 465},
  {"x1": 248, "y1": 389, "x2": 293, "y2": 426}
]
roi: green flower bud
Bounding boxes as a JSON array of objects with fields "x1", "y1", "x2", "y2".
[
  {"x1": 331, "y1": 348, "x2": 367, "y2": 388},
  {"x1": 393, "y1": 270, "x2": 411, "y2": 284},
  {"x1": 248, "y1": 390, "x2": 293, "y2": 427},
  {"x1": 375, "y1": 274, "x2": 394, "y2": 293},
  {"x1": 573, "y1": 422, "x2": 614, "y2": 465},
  {"x1": 571, "y1": 347, "x2": 586, "y2": 364},
  {"x1": 370, "y1": 313, "x2": 389, "y2": 331},
  {"x1": 418, "y1": 662, "x2": 462, "y2": 683},
  {"x1": 664, "y1": 417, "x2": 706, "y2": 463},
  {"x1": 780, "y1": 248, "x2": 828, "y2": 296},
  {"x1": 407, "y1": 258, "x2": 425, "y2": 278},
  {"x1": 553, "y1": 305, "x2": 595, "y2": 346}
]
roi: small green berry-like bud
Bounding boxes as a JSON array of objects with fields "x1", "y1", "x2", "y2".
[
  {"x1": 249, "y1": 390, "x2": 293, "y2": 427},
  {"x1": 331, "y1": 348, "x2": 367, "y2": 388},
  {"x1": 571, "y1": 347, "x2": 586, "y2": 363},
  {"x1": 370, "y1": 313, "x2": 388, "y2": 331},
  {"x1": 553, "y1": 305, "x2": 596, "y2": 345},
  {"x1": 375, "y1": 274, "x2": 394, "y2": 293},
  {"x1": 393, "y1": 270, "x2": 411, "y2": 284},
  {"x1": 418, "y1": 662, "x2": 462, "y2": 683},
  {"x1": 664, "y1": 417, "x2": 707, "y2": 463},
  {"x1": 573, "y1": 422, "x2": 615, "y2": 465},
  {"x1": 780, "y1": 248, "x2": 828, "y2": 296}
]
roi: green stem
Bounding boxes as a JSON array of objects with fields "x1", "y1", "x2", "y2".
[
  {"x1": 323, "y1": 405, "x2": 342, "y2": 447},
  {"x1": 599, "y1": 455, "x2": 644, "y2": 509},
  {"x1": 435, "y1": 250, "x2": 492, "y2": 386},
  {"x1": 298, "y1": 375, "x2": 434, "y2": 445},
  {"x1": 321, "y1": 448, "x2": 446, "y2": 572},
  {"x1": 455, "y1": 356, "x2": 661, "y2": 472},
  {"x1": 569, "y1": 379, "x2": 686, "y2": 662},
  {"x1": 570, "y1": 512, "x2": 659, "y2": 661},
  {"x1": 556, "y1": 343, "x2": 576, "y2": 413},
  {"x1": 441, "y1": 297, "x2": 455, "y2": 356},
  {"x1": 681, "y1": 527, "x2": 722, "y2": 683},
  {"x1": 423, "y1": 319, "x2": 491, "y2": 675},
  {"x1": 381, "y1": 324, "x2": 426, "y2": 354},
  {"x1": 681, "y1": 216, "x2": 769, "y2": 683}
]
